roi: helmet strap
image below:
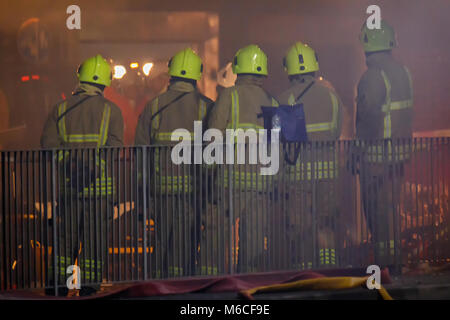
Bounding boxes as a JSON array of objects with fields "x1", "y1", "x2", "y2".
[
  {"x1": 80, "y1": 81, "x2": 105, "y2": 92},
  {"x1": 169, "y1": 76, "x2": 197, "y2": 87}
]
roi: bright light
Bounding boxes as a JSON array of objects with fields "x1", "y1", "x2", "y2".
[
  {"x1": 143, "y1": 63, "x2": 154, "y2": 76},
  {"x1": 130, "y1": 62, "x2": 139, "y2": 69},
  {"x1": 113, "y1": 65, "x2": 127, "y2": 79}
]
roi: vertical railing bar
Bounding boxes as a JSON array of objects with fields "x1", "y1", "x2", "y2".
[
  {"x1": 50, "y1": 150, "x2": 58, "y2": 296},
  {"x1": 98, "y1": 147, "x2": 103, "y2": 286},
  {"x1": 414, "y1": 138, "x2": 420, "y2": 265},
  {"x1": 122, "y1": 146, "x2": 126, "y2": 281},
  {"x1": 1, "y1": 152, "x2": 8, "y2": 290},
  {"x1": 157, "y1": 146, "x2": 162, "y2": 278},
  {"x1": 228, "y1": 149, "x2": 233, "y2": 275},
  {"x1": 164, "y1": 147, "x2": 170, "y2": 278},
  {"x1": 12, "y1": 151, "x2": 18, "y2": 288},
  {"x1": 19, "y1": 151, "x2": 26, "y2": 288},
  {"x1": 192, "y1": 148, "x2": 197, "y2": 277},
  {"x1": 133, "y1": 147, "x2": 138, "y2": 280},
  {"x1": 117, "y1": 147, "x2": 121, "y2": 281},
  {"x1": 80, "y1": 148, "x2": 86, "y2": 286},
  {"x1": 176, "y1": 146, "x2": 182, "y2": 277},
  {"x1": 430, "y1": 138, "x2": 436, "y2": 263},
  {"x1": 436, "y1": 138, "x2": 442, "y2": 263},
  {"x1": 392, "y1": 139, "x2": 401, "y2": 273},
  {"x1": 56, "y1": 149, "x2": 62, "y2": 290},
  {"x1": 441, "y1": 138, "x2": 448, "y2": 262},
  {"x1": 407, "y1": 138, "x2": 413, "y2": 265},
  {"x1": 128, "y1": 148, "x2": 134, "y2": 281},
  {"x1": 104, "y1": 147, "x2": 109, "y2": 283},
  {"x1": 25, "y1": 151, "x2": 31, "y2": 288},
  {"x1": 65, "y1": 149, "x2": 71, "y2": 289},
  {"x1": 142, "y1": 146, "x2": 148, "y2": 280},
  {"x1": 134, "y1": 147, "x2": 139, "y2": 280},
  {"x1": 31, "y1": 151, "x2": 37, "y2": 288}
]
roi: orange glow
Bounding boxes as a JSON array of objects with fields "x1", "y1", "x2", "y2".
[
  {"x1": 21, "y1": 76, "x2": 30, "y2": 82},
  {"x1": 130, "y1": 62, "x2": 139, "y2": 69}
]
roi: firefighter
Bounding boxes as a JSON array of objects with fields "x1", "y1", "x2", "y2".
[
  {"x1": 277, "y1": 41, "x2": 343, "y2": 269},
  {"x1": 208, "y1": 44, "x2": 278, "y2": 273},
  {"x1": 41, "y1": 54, "x2": 124, "y2": 295},
  {"x1": 135, "y1": 48, "x2": 213, "y2": 277},
  {"x1": 356, "y1": 20, "x2": 413, "y2": 267}
]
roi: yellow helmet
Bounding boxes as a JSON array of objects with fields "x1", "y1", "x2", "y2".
[
  {"x1": 283, "y1": 42, "x2": 319, "y2": 76},
  {"x1": 77, "y1": 54, "x2": 112, "y2": 87},
  {"x1": 359, "y1": 20, "x2": 397, "y2": 53},
  {"x1": 168, "y1": 48, "x2": 203, "y2": 81},
  {"x1": 232, "y1": 44, "x2": 268, "y2": 76}
]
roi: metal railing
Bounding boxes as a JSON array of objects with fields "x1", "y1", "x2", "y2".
[{"x1": 0, "y1": 138, "x2": 449, "y2": 293}]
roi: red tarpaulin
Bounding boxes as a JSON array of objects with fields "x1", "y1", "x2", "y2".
[{"x1": 0, "y1": 267, "x2": 391, "y2": 300}]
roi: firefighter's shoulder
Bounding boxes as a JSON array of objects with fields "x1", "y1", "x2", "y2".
[{"x1": 102, "y1": 96, "x2": 124, "y2": 119}]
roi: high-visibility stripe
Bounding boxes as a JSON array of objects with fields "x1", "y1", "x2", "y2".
[
  {"x1": 377, "y1": 240, "x2": 395, "y2": 256},
  {"x1": 380, "y1": 70, "x2": 392, "y2": 139},
  {"x1": 155, "y1": 175, "x2": 192, "y2": 194},
  {"x1": 319, "y1": 248, "x2": 336, "y2": 265},
  {"x1": 66, "y1": 134, "x2": 100, "y2": 143},
  {"x1": 366, "y1": 68, "x2": 413, "y2": 162},
  {"x1": 287, "y1": 93, "x2": 296, "y2": 106},
  {"x1": 292, "y1": 160, "x2": 337, "y2": 181},
  {"x1": 57, "y1": 102, "x2": 113, "y2": 197},
  {"x1": 57, "y1": 102, "x2": 111, "y2": 147},
  {"x1": 390, "y1": 100, "x2": 413, "y2": 110},
  {"x1": 405, "y1": 66, "x2": 414, "y2": 100},
  {"x1": 151, "y1": 97, "x2": 160, "y2": 131},
  {"x1": 306, "y1": 122, "x2": 332, "y2": 132},
  {"x1": 58, "y1": 102, "x2": 68, "y2": 142},
  {"x1": 156, "y1": 132, "x2": 194, "y2": 141},
  {"x1": 99, "y1": 104, "x2": 111, "y2": 147},
  {"x1": 198, "y1": 99, "x2": 207, "y2": 120},
  {"x1": 223, "y1": 170, "x2": 267, "y2": 191},
  {"x1": 289, "y1": 86, "x2": 339, "y2": 134},
  {"x1": 228, "y1": 90, "x2": 264, "y2": 131},
  {"x1": 153, "y1": 94, "x2": 205, "y2": 143},
  {"x1": 53, "y1": 255, "x2": 103, "y2": 281},
  {"x1": 366, "y1": 142, "x2": 412, "y2": 162},
  {"x1": 236, "y1": 123, "x2": 264, "y2": 130},
  {"x1": 380, "y1": 69, "x2": 413, "y2": 140},
  {"x1": 231, "y1": 89, "x2": 239, "y2": 130},
  {"x1": 271, "y1": 97, "x2": 279, "y2": 107},
  {"x1": 329, "y1": 91, "x2": 339, "y2": 132}
]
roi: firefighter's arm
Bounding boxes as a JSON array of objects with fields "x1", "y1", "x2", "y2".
[
  {"x1": 40, "y1": 105, "x2": 63, "y2": 149},
  {"x1": 134, "y1": 104, "x2": 152, "y2": 145},
  {"x1": 207, "y1": 88, "x2": 232, "y2": 132},
  {"x1": 202, "y1": 97, "x2": 216, "y2": 131},
  {"x1": 106, "y1": 104, "x2": 124, "y2": 147},
  {"x1": 355, "y1": 69, "x2": 386, "y2": 138}
]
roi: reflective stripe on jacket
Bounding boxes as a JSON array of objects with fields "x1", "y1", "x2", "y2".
[
  {"x1": 136, "y1": 81, "x2": 213, "y2": 194},
  {"x1": 367, "y1": 66, "x2": 413, "y2": 163}
]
